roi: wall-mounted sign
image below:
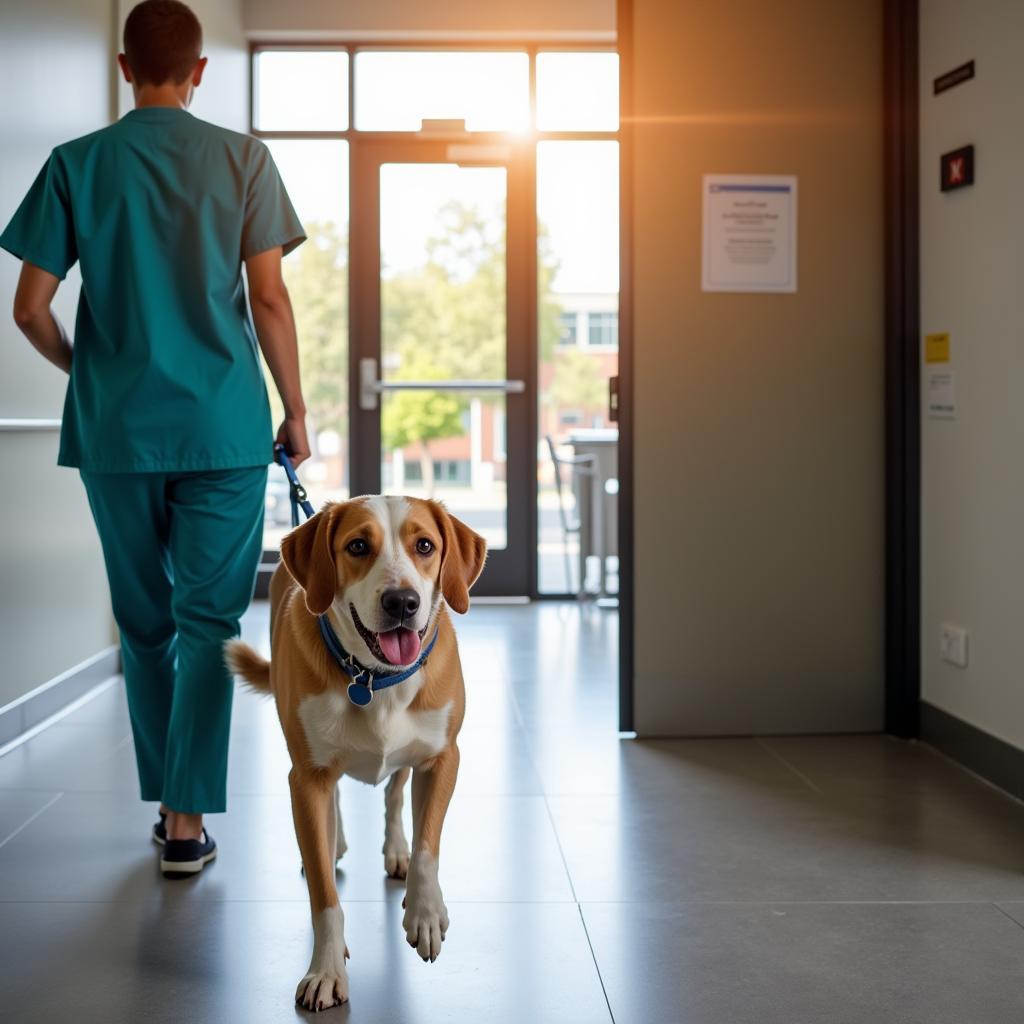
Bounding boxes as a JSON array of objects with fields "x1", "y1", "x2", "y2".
[
  {"x1": 941, "y1": 146, "x2": 974, "y2": 192},
  {"x1": 701, "y1": 175, "x2": 797, "y2": 292},
  {"x1": 926, "y1": 369, "x2": 956, "y2": 419},
  {"x1": 925, "y1": 332, "x2": 950, "y2": 363},
  {"x1": 934, "y1": 60, "x2": 975, "y2": 95}
]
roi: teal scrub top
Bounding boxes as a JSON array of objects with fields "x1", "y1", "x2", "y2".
[{"x1": 0, "y1": 107, "x2": 306, "y2": 472}]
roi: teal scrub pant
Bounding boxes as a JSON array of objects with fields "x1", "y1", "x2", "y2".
[{"x1": 80, "y1": 467, "x2": 267, "y2": 814}]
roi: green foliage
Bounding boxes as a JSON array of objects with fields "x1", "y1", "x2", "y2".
[
  {"x1": 538, "y1": 228, "x2": 563, "y2": 363},
  {"x1": 268, "y1": 221, "x2": 348, "y2": 435},
  {"x1": 380, "y1": 356, "x2": 464, "y2": 451}
]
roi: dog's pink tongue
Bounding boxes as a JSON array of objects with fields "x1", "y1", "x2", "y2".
[{"x1": 377, "y1": 627, "x2": 421, "y2": 666}]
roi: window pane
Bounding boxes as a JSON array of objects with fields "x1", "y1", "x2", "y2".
[
  {"x1": 536, "y1": 52, "x2": 619, "y2": 131},
  {"x1": 379, "y1": 163, "x2": 508, "y2": 550},
  {"x1": 261, "y1": 141, "x2": 349, "y2": 551},
  {"x1": 537, "y1": 141, "x2": 619, "y2": 594},
  {"x1": 255, "y1": 51, "x2": 349, "y2": 131},
  {"x1": 558, "y1": 311, "x2": 578, "y2": 347},
  {"x1": 355, "y1": 51, "x2": 529, "y2": 131}
]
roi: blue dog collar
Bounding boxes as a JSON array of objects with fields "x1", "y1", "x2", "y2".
[{"x1": 317, "y1": 614, "x2": 439, "y2": 707}]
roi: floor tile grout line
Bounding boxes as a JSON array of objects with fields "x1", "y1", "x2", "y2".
[
  {"x1": 503, "y1": 671, "x2": 580, "y2": 902},
  {"x1": 991, "y1": 902, "x2": 1024, "y2": 933},
  {"x1": 502, "y1": 656, "x2": 622, "y2": 1023},
  {"x1": 576, "y1": 903, "x2": 617, "y2": 1024},
  {"x1": 756, "y1": 737, "x2": 823, "y2": 794},
  {"x1": 0, "y1": 791, "x2": 64, "y2": 850}
]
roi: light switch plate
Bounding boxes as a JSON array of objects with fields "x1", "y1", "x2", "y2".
[{"x1": 940, "y1": 624, "x2": 968, "y2": 668}]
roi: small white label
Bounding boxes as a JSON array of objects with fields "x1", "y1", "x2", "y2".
[{"x1": 926, "y1": 369, "x2": 956, "y2": 419}]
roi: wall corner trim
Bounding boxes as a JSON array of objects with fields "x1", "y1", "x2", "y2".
[
  {"x1": 0, "y1": 646, "x2": 120, "y2": 752},
  {"x1": 921, "y1": 701, "x2": 1024, "y2": 801}
]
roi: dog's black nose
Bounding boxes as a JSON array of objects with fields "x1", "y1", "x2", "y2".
[{"x1": 381, "y1": 588, "x2": 420, "y2": 622}]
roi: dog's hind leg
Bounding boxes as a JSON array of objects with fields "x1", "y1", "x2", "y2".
[
  {"x1": 382, "y1": 767, "x2": 411, "y2": 879},
  {"x1": 333, "y1": 782, "x2": 348, "y2": 861}
]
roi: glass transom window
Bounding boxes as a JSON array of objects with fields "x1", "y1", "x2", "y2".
[
  {"x1": 254, "y1": 50, "x2": 349, "y2": 131},
  {"x1": 536, "y1": 52, "x2": 619, "y2": 131},
  {"x1": 355, "y1": 51, "x2": 529, "y2": 132}
]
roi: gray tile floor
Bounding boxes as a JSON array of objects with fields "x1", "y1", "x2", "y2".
[{"x1": 2, "y1": 602, "x2": 1024, "y2": 1022}]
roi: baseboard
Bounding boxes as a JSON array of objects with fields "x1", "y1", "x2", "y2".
[
  {"x1": 0, "y1": 646, "x2": 121, "y2": 750},
  {"x1": 920, "y1": 700, "x2": 1024, "y2": 800}
]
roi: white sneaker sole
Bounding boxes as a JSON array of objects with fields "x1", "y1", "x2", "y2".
[{"x1": 160, "y1": 847, "x2": 217, "y2": 876}]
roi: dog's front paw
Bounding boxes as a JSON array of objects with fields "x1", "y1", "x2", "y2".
[
  {"x1": 298, "y1": 906, "x2": 350, "y2": 1009},
  {"x1": 295, "y1": 963, "x2": 349, "y2": 1012},
  {"x1": 403, "y1": 898, "x2": 448, "y2": 962},
  {"x1": 403, "y1": 853, "x2": 448, "y2": 961},
  {"x1": 383, "y1": 835, "x2": 410, "y2": 879}
]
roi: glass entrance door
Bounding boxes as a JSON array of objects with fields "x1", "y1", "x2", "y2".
[{"x1": 350, "y1": 140, "x2": 533, "y2": 595}]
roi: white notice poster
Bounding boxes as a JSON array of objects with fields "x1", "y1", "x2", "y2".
[
  {"x1": 926, "y1": 369, "x2": 956, "y2": 419},
  {"x1": 702, "y1": 175, "x2": 798, "y2": 292}
]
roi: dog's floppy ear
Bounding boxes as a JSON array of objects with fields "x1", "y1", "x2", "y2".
[
  {"x1": 280, "y1": 502, "x2": 345, "y2": 615},
  {"x1": 429, "y1": 502, "x2": 487, "y2": 614}
]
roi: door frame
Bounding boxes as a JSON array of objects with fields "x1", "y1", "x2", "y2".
[
  {"x1": 248, "y1": 39, "x2": 634, "y2": 728},
  {"x1": 348, "y1": 137, "x2": 537, "y2": 597},
  {"x1": 882, "y1": 0, "x2": 921, "y2": 738}
]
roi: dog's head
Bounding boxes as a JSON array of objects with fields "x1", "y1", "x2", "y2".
[{"x1": 280, "y1": 496, "x2": 487, "y2": 669}]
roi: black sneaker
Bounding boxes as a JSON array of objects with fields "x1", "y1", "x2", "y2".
[
  {"x1": 160, "y1": 830, "x2": 217, "y2": 879},
  {"x1": 152, "y1": 812, "x2": 167, "y2": 846}
]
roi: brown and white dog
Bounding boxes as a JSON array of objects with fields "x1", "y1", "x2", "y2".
[{"x1": 226, "y1": 496, "x2": 486, "y2": 1011}]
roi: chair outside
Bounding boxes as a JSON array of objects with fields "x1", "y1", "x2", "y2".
[{"x1": 545, "y1": 434, "x2": 596, "y2": 594}]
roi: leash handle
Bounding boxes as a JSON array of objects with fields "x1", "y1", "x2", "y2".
[{"x1": 274, "y1": 443, "x2": 316, "y2": 526}]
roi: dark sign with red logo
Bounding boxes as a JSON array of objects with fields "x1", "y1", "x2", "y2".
[{"x1": 941, "y1": 145, "x2": 974, "y2": 192}]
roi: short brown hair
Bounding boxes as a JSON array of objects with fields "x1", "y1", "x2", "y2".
[{"x1": 123, "y1": 0, "x2": 202, "y2": 86}]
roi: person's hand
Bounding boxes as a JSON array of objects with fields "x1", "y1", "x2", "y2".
[{"x1": 275, "y1": 415, "x2": 310, "y2": 468}]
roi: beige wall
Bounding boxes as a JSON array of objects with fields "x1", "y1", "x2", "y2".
[
  {"x1": 919, "y1": 1, "x2": 1024, "y2": 748},
  {"x1": 243, "y1": 0, "x2": 615, "y2": 40},
  {"x1": 630, "y1": 0, "x2": 885, "y2": 735}
]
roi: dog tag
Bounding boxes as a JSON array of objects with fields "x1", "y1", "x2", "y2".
[{"x1": 347, "y1": 681, "x2": 373, "y2": 707}]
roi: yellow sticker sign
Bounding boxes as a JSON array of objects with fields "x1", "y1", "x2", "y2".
[{"x1": 925, "y1": 332, "x2": 950, "y2": 363}]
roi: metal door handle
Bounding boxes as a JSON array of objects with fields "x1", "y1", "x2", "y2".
[{"x1": 359, "y1": 358, "x2": 524, "y2": 411}]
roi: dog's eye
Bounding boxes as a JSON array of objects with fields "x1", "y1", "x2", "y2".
[
  {"x1": 346, "y1": 539, "x2": 369, "y2": 556},
  {"x1": 415, "y1": 538, "x2": 434, "y2": 555}
]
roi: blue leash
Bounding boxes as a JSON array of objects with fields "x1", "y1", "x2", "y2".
[
  {"x1": 274, "y1": 442, "x2": 315, "y2": 526},
  {"x1": 273, "y1": 443, "x2": 439, "y2": 706}
]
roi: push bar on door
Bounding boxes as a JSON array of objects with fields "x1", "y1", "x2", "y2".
[{"x1": 359, "y1": 358, "x2": 525, "y2": 411}]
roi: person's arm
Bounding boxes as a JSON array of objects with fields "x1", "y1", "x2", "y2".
[
  {"x1": 245, "y1": 246, "x2": 310, "y2": 467},
  {"x1": 12, "y1": 262, "x2": 73, "y2": 373}
]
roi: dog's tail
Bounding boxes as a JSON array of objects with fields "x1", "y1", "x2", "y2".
[{"x1": 225, "y1": 639, "x2": 271, "y2": 694}]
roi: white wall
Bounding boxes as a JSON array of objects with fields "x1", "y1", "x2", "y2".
[
  {"x1": 243, "y1": 0, "x2": 614, "y2": 40},
  {"x1": 919, "y1": 1, "x2": 1024, "y2": 748},
  {"x1": 630, "y1": 0, "x2": 885, "y2": 735},
  {"x1": 0, "y1": 1, "x2": 116, "y2": 707}
]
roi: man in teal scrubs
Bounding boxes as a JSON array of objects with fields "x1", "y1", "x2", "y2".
[{"x1": 1, "y1": 0, "x2": 309, "y2": 877}]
